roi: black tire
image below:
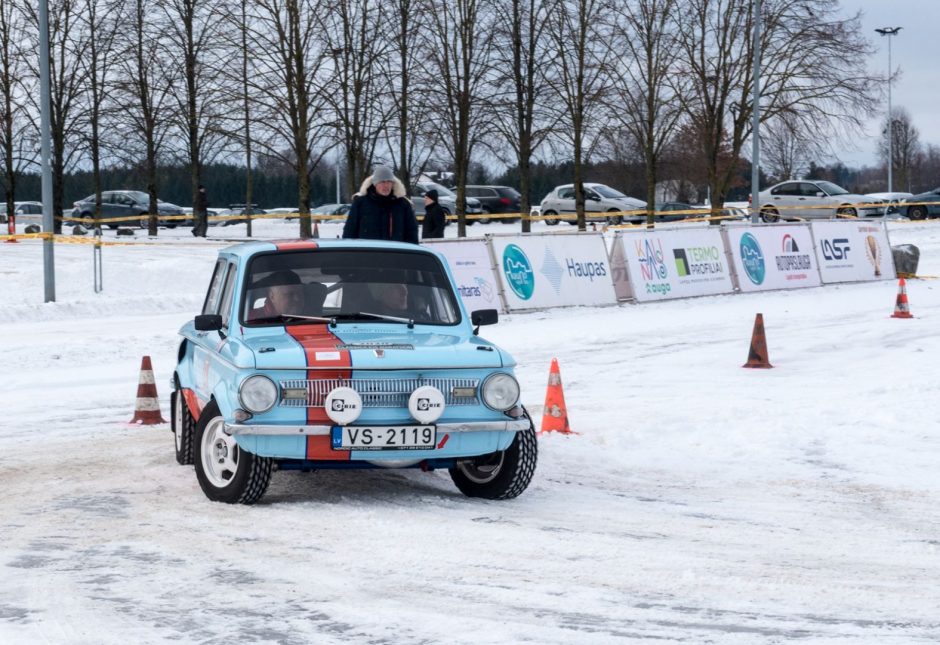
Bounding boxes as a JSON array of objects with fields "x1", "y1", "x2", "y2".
[
  {"x1": 477, "y1": 207, "x2": 492, "y2": 225},
  {"x1": 606, "y1": 209, "x2": 623, "y2": 225},
  {"x1": 909, "y1": 205, "x2": 928, "y2": 221},
  {"x1": 449, "y1": 416, "x2": 538, "y2": 500},
  {"x1": 193, "y1": 401, "x2": 273, "y2": 504},
  {"x1": 837, "y1": 206, "x2": 857, "y2": 218},
  {"x1": 171, "y1": 384, "x2": 195, "y2": 465},
  {"x1": 543, "y1": 209, "x2": 559, "y2": 226},
  {"x1": 81, "y1": 214, "x2": 94, "y2": 227},
  {"x1": 107, "y1": 223, "x2": 118, "y2": 230},
  {"x1": 760, "y1": 207, "x2": 779, "y2": 223}
]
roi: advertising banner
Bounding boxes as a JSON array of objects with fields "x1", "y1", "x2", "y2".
[
  {"x1": 424, "y1": 239, "x2": 506, "y2": 313},
  {"x1": 616, "y1": 227, "x2": 735, "y2": 301},
  {"x1": 810, "y1": 220, "x2": 896, "y2": 283},
  {"x1": 724, "y1": 224, "x2": 822, "y2": 292},
  {"x1": 489, "y1": 232, "x2": 618, "y2": 311}
]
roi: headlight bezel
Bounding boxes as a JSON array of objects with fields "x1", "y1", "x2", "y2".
[
  {"x1": 238, "y1": 375, "x2": 279, "y2": 414},
  {"x1": 481, "y1": 372, "x2": 521, "y2": 411}
]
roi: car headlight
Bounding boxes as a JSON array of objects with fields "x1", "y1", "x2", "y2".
[
  {"x1": 481, "y1": 373, "x2": 520, "y2": 411},
  {"x1": 238, "y1": 375, "x2": 278, "y2": 413}
]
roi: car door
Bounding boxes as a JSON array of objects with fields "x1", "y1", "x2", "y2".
[
  {"x1": 555, "y1": 186, "x2": 576, "y2": 214},
  {"x1": 799, "y1": 182, "x2": 827, "y2": 218},
  {"x1": 768, "y1": 182, "x2": 801, "y2": 218},
  {"x1": 584, "y1": 187, "x2": 605, "y2": 215}
]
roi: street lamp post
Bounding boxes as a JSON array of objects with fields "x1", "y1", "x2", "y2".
[
  {"x1": 750, "y1": 0, "x2": 762, "y2": 224},
  {"x1": 875, "y1": 27, "x2": 902, "y2": 193}
]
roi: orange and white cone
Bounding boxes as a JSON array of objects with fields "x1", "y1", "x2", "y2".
[
  {"x1": 743, "y1": 313, "x2": 773, "y2": 369},
  {"x1": 129, "y1": 356, "x2": 167, "y2": 424},
  {"x1": 541, "y1": 358, "x2": 575, "y2": 434},
  {"x1": 891, "y1": 278, "x2": 914, "y2": 319}
]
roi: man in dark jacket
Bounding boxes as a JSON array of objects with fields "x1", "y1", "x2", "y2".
[
  {"x1": 421, "y1": 189, "x2": 446, "y2": 239},
  {"x1": 343, "y1": 165, "x2": 418, "y2": 244},
  {"x1": 192, "y1": 184, "x2": 209, "y2": 237}
]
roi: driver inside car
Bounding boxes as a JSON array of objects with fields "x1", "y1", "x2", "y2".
[{"x1": 248, "y1": 270, "x2": 305, "y2": 320}]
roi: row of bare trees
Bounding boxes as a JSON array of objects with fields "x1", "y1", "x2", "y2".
[{"x1": 1, "y1": 0, "x2": 886, "y2": 236}]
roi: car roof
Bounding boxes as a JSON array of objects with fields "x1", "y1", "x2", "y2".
[{"x1": 219, "y1": 239, "x2": 441, "y2": 261}]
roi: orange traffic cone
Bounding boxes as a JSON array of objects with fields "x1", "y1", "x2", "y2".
[
  {"x1": 743, "y1": 313, "x2": 773, "y2": 369},
  {"x1": 891, "y1": 278, "x2": 914, "y2": 319},
  {"x1": 312, "y1": 220, "x2": 320, "y2": 239},
  {"x1": 541, "y1": 358, "x2": 574, "y2": 434},
  {"x1": 129, "y1": 356, "x2": 167, "y2": 424}
]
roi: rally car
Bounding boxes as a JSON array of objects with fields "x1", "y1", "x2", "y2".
[{"x1": 171, "y1": 239, "x2": 537, "y2": 504}]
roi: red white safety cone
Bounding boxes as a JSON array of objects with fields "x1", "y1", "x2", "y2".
[
  {"x1": 891, "y1": 278, "x2": 914, "y2": 319},
  {"x1": 129, "y1": 356, "x2": 167, "y2": 424}
]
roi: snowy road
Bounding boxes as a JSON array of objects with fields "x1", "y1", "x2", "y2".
[{"x1": 2, "y1": 221, "x2": 940, "y2": 643}]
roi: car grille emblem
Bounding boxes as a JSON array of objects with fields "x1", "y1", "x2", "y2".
[{"x1": 374, "y1": 349, "x2": 385, "y2": 358}]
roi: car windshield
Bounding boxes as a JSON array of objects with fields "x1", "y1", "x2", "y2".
[
  {"x1": 243, "y1": 249, "x2": 460, "y2": 326},
  {"x1": 815, "y1": 181, "x2": 849, "y2": 196},
  {"x1": 421, "y1": 182, "x2": 456, "y2": 197},
  {"x1": 593, "y1": 185, "x2": 628, "y2": 199}
]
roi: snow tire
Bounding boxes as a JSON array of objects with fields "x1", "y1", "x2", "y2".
[
  {"x1": 449, "y1": 414, "x2": 538, "y2": 500},
  {"x1": 193, "y1": 401, "x2": 273, "y2": 504},
  {"x1": 172, "y1": 385, "x2": 195, "y2": 465}
]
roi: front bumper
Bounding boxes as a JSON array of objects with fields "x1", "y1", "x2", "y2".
[{"x1": 225, "y1": 419, "x2": 531, "y2": 436}]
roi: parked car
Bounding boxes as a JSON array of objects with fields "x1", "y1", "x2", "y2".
[
  {"x1": 656, "y1": 202, "x2": 708, "y2": 222},
  {"x1": 411, "y1": 182, "x2": 483, "y2": 223},
  {"x1": 69, "y1": 190, "x2": 185, "y2": 229},
  {"x1": 465, "y1": 185, "x2": 521, "y2": 224},
  {"x1": 311, "y1": 203, "x2": 351, "y2": 217},
  {"x1": 900, "y1": 187, "x2": 940, "y2": 220},
  {"x1": 1, "y1": 201, "x2": 42, "y2": 224},
  {"x1": 171, "y1": 239, "x2": 537, "y2": 504},
  {"x1": 217, "y1": 204, "x2": 268, "y2": 226},
  {"x1": 757, "y1": 180, "x2": 891, "y2": 222},
  {"x1": 539, "y1": 183, "x2": 646, "y2": 225}
]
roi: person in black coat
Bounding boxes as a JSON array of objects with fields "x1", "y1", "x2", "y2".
[
  {"x1": 342, "y1": 165, "x2": 419, "y2": 244},
  {"x1": 421, "y1": 189, "x2": 446, "y2": 239}
]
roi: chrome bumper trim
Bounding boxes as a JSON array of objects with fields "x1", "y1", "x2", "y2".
[{"x1": 225, "y1": 419, "x2": 529, "y2": 436}]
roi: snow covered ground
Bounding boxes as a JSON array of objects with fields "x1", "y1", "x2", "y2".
[{"x1": 2, "y1": 218, "x2": 940, "y2": 643}]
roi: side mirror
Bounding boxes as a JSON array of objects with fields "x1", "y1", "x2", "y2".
[
  {"x1": 816, "y1": 192, "x2": 825, "y2": 197},
  {"x1": 194, "y1": 314, "x2": 223, "y2": 331},
  {"x1": 471, "y1": 309, "x2": 498, "y2": 327}
]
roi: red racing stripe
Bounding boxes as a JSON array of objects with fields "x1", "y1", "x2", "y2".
[
  {"x1": 286, "y1": 324, "x2": 352, "y2": 461},
  {"x1": 274, "y1": 240, "x2": 318, "y2": 251}
]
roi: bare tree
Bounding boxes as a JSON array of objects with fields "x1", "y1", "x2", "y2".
[
  {"x1": 545, "y1": 0, "x2": 612, "y2": 230},
  {"x1": 760, "y1": 109, "x2": 821, "y2": 182},
  {"x1": 248, "y1": 0, "x2": 330, "y2": 238},
  {"x1": 606, "y1": 0, "x2": 685, "y2": 227},
  {"x1": 673, "y1": 0, "x2": 880, "y2": 216},
  {"x1": 0, "y1": 0, "x2": 34, "y2": 222},
  {"x1": 159, "y1": 0, "x2": 228, "y2": 230},
  {"x1": 319, "y1": 0, "x2": 391, "y2": 198},
  {"x1": 22, "y1": 0, "x2": 89, "y2": 232},
  {"x1": 77, "y1": 0, "x2": 125, "y2": 230},
  {"x1": 112, "y1": 0, "x2": 175, "y2": 235},
  {"x1": 491, "y1": 0, "x2": 556, "y2": 232},
  {"x1": 879, "y1": 108, "x2": 919, "y2": 193},
  {"x1": 427, "y1": 0, "x2": 495, "y2": 237}
]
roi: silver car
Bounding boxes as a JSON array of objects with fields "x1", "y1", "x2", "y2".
[
  {"x1": 411, "y1": 182, "x2": 483, "y2": 221},
  {"x1": 757, "y1": 180, "x2": 890, "y2": 222},
  {"x1": 539, "y1": 183, "x2": 646, "y2": 225}
]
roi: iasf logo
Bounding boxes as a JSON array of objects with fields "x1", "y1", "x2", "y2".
[
  {"x1": 503, "y1": 244, "x2": 535, "y2": 299},
  {"x1": 740, "y1": 232, "x2": 765, "y2": 285}
]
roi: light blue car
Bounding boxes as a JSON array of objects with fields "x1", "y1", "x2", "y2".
[{"x1": 171, "y1": 239, "x2": 537, "y2": 504}]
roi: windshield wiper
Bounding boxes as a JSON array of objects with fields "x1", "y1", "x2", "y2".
[
  {"x1": 251, "y1": 313, "x2": 332, "y2": 324},
  {"x1": 330, "y1": 311, "x2": 415, "y2": 329}
]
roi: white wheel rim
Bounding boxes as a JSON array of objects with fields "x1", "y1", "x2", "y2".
[
  {"x1": 201, "y1": 416, "x2": 239, "y2": 488},
  {"x1": 458, "y1": 453, "x2": 505, "y2": 484},
  {"x1": 174, "y1": 392, "x2": 183, "y2": 452}
]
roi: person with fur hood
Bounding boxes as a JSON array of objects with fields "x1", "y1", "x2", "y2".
[{"x1": 342, "y1": 165, "x2": 419, "y2": 244}]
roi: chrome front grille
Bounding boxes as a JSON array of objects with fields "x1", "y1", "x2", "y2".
[{"x1": 279, "y1": 377, "x2": 480, "y2": 407}]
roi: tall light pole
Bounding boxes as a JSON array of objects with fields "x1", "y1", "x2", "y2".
[
  {"x1": 750, "y1": 0, "x2": 762, "y2": 224},
  {"x1": 875, "y1": 27, "x2": 902, "y2": 193},
  {"x1": 39, "y1": 0, "x2": 55, "y2": 301}
]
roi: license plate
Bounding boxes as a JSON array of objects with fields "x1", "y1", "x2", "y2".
[{"x1": 331, "y1": 425, "x2": 437, "y2": 451}]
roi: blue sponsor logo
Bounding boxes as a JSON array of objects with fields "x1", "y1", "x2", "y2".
[
  {"x1": 740, "y1": 233, "x2": 765, "y2": 285},
  {"x1": 503, "y1": 244, "x2": 535, "y2": 299}
]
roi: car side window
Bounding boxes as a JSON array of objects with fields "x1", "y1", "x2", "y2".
[
  {"x1": 773, "y1": 183, "x2": 797, "y2": 196},
  {"x1": 202, "y1": 259, "x2": 227, "y2": 315},
  {"x1": 558, "y1": 188, "x2": 575, "y2": 199},
  {"x1": 218, "y1": 264, "x2": 237, "y2": 327},
  {"x1": 465, "y1": 187, "x2": 478, "y2": 197},
  {"x1": 801, "y1": 183, "x2": 820, "y2": 197}
]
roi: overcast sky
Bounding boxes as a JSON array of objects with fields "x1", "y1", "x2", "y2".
[{"x1": 833, "y1": 0, "x2": 938, "y2": 171}]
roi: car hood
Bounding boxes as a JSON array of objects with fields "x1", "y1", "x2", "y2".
[
  {"x1": 610, "y1": 196, "x2": 646, "y2": 208},
  {"x1": 243, "y1": 327, "x2": 505, "y2": 371}
]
